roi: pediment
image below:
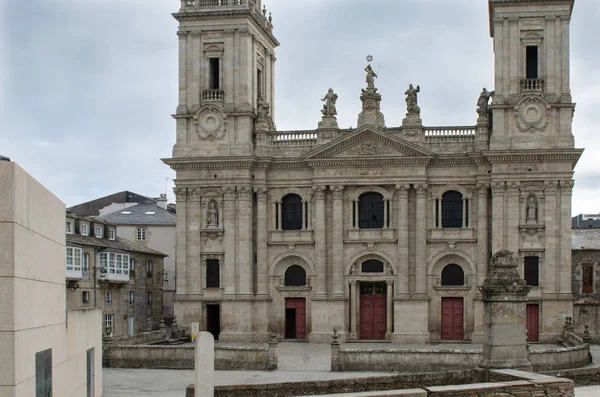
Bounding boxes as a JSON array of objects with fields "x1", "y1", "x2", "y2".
[{"x1": 303, "y1": 126, "x2": 435, "y2": 160}]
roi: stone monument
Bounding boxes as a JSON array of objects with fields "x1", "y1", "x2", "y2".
[
  {"x1": 402, "y1": 83, "x2": 422, "y2": 139},
  {"x1": 357, "y1": 60, "x2": 385, "y2": 129},
  {"x1": 318, "y1": 88, "x2": 339, "y2": 130},
  {"x1": 195, "y1": 332, "x2": 215, "y2": 397},
  {"x1": 479, "y1": 250, "x2": 532, "y2": 370}
]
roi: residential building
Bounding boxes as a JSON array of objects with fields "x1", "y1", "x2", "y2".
[
  {"x1": 0, "y1": 159, "x2": 102, "y2": 396},
  {"x1": 571, "y1": 229, "x2": 600, "y2": 341},
  {"x1": 164, "y1": 0, "x2": 582, "y2": 344},
  {"x1": 572, "y1": 213, "x2": 600, "y2": 229},
  {"x1": 68, "y1": 192, "x2": 177, "y2": 314},
  {"x1": 66, "y1": 212, "x2": 167, "y2": 337}
]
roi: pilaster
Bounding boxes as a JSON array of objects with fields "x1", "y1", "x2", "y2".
[
  {"x1": 507, "y1": 181, "x2": 521, "y2": 252},
  {"x1": 255, "y1": 187, "x2": 269, "y2": 295},
  {"x1": 331, "y1": 185, "x2": 345, "y2": 297},
  {"x1": 175, "y1": 187, "x2": 189, "y2": 296},
  {"x1": 222, "y1": 186, "x2": 237, "y2": 296},
  {"x1": 237, "y1": 186, "x2": 254, "y2": 296},
  {"x1": 543, "y1": 180, "x2": 558, "y2": 294},
  {"x1": 189, "y1": 188, "x2": 202, "y2": 295},
  {"x1": 476, "y1": 184, "x2": 489, "y2": 286},
  {"x1": 395, "y1": 184, "x2": 410, "y2": 298},
  {"x1": 491, "y1": 182, "x2": 505, "y2": 253},
  {"x1": 313, "y1": 185, "x2": 327, "y2": 298},
  {"x1": 414, "y1": 183, "x2": 428, "y2": 298},
  {"x1": 559, "y1": 180, "x2": 574, "y2": 295}
]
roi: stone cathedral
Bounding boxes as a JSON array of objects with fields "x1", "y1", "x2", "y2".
[{"x1": 164, "y1": 0, "x2": 582, "y2": 343}]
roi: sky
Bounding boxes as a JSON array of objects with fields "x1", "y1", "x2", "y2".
[{"x1": 1, "y1": 0, "x2": 599, "y2": 214}]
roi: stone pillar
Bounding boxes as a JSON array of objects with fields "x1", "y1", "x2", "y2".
[
  {"x1": 386, "y1": 280, "x2": 393, "y2": 338},
  {"x1": 255, "y1": 187, "x2": 269, "y2": 295},
  {"x1": 491, "y1": 182, "x2": 505, "y2": 253},
  {"x1": 353, "y1": 200, "x2": 359, "y2": 228},
  {"x1": 189, "y1": 189, "x2": 202, "y2": 295},
  {"x1": 476, "y1": 184, "x2": 489, "y2": 286},
  {"x1": 237, "y1": 186, "x2": 253, "y2": 296},
  {"x1": 396, "y1": 185, "x2": 409, "y2": 297},
  {"x1": 383, "y1": 198, "x2": 389, "y2": 228},
  {"x1": 414, "y1": 183, "x2": 428, "y2": 297},
  {"x1": 195, "y1": 332, "x2": 214, "y2": 397},
  {"x1": 350, "y1": 281, "x2": 357, "y2": 338},
  {"x1": 543, "y1": 181, "x2": 558, "y2": 294},
  {"x1": 479, "y1": 250, "x2": 532, "y2": 370},
  {"x1": 506, "y1": 182, "x2": 520, "y2": 252},
  {"x1": 313, "y1": 186, "x2": 327, "y2": 298},
  {"x1": 301, "y1": 200, "x2": 307, "y2": 230},
  {"x1": 559, "y1": 180, "x2": 574, "y2": 295},
  {"x1": 177, "y1": 31, "x2": 188, "y2": 111},
  {"x1": 222, "y1": 187, "x2": 237, "y2": 295},
  {"x1": 331, "y1": 185, "x2": 345, "y2": 297},
  {"x1": 277, "y1": 200, "x2": 282, "y2": 230},
  {"x1": 175, "y1": 188, "x2": 189, "y2": 295},
  {"x1": 307, "y1": 201, "x2": 312, "y2": 230}
]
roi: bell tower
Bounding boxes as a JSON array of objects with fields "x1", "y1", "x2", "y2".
[
  {"x1": 488, "y1": 0, "x2": 575, "y2": 150},
  {"x1": 172, "y1": 0, "x2": 279, "y2": 157}
]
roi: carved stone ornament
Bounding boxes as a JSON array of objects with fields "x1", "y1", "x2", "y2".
[
  {"x1": 515, "y1": 96, "x2": 549, "y2": 132},
  {"x1": 347, "y1": 141, "x2": 394, "y2": 156},
  {"x1": 194, "y1": 105, "x2": 227, "y2": 141}
]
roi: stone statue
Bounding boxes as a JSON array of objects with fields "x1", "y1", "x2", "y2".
[
  {"x1": 477, "y1": 88, "x2": 495, "y2": 115},
  {"x1": 526, "y1": 196, "x2": 537, "y2": 223},
  {"x1": 405, "y1": 83, "x2": 421, "y2": 115},
  {"x1": 207, "y1": 201, "x2": 219, "y2": 227},
  {"x1": 321, "y1": 88, "x2": 338, "y2": 116},
  {"x1": 257, "y1": 98, "x2": 270, "y2": 120},
  {"x1": 365, "y1": 64, "x2": 377, "y2": 89},
  {"x1": 256, "y1": 97, "x2": 275, "y2": 131},
  {"x1": 350, "y1": 263, "x2": 356, "y2": 275}
]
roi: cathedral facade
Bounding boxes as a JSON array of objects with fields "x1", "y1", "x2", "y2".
[{"x1": 165, "y1": 0, "x2": 582, "y2": 343}]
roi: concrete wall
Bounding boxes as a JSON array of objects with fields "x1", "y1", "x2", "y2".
[{"x1": 0, "y1": 161, "x2": 103, "y2": 397}]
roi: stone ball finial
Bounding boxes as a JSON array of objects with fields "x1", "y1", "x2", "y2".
[{"x1": 491, "y1": 250, "x2": 519, "y2": 269}]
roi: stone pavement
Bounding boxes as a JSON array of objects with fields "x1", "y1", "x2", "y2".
[{"x1": 102, "y1": 342, "x2": 600, "y2": 397}]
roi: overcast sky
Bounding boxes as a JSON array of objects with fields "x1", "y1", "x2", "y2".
[{"x1": 1, "y1": 0, "x2": 598, "y2": 215}]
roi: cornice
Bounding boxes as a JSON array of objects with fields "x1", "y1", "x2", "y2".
[
  {"x1": 305, "y1": 158, "x2": 432, "y2": 168},
  {"x1": 162, "y1": 156, "x2": 257, "y2": 170},
  {"x1": 482, "y1": 149, "x2": 583, "y2": 165}
]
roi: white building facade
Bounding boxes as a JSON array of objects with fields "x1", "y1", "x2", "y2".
[{"x1": 165, "y1": 0, "x2": 582, "y2": 343}]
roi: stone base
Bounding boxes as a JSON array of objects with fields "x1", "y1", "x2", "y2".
[
  {"x1": 402, "y1": 113, "x2": 422, "y2": 126},
  {"x1": 318, "y1": 115, "x2": 339, "y2": 129}
]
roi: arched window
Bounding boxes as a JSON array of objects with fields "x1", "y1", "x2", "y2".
[
  {"x1": 442, "y1": 190, "x2": 463, "y2": 228},
  {"x1": 362, "y1": 259, "x2": 384, "y2": 273},
  {"x1": 282, "y1": 194, "x2": 303, "y2": 230},
  {"x1": 284, "y1": 265, "x2": 307, "y2": 286},
  {"x1": 441, "y1": 264, "x2": 464, "y2": 286},
  {"x1": 359, "y1": 192, "x2": 384, "y2": 229}
]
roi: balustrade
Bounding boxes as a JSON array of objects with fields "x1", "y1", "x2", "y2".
[
  {"x1": 202, "y1": 89, "x2": 224, "y2": 102},
  {"x1": 520, "y1": 78, "x2": 544, "y2": 93},
  {"x1": 424, "y1": 126, "x2": 476, "y2": 140},
  {"x1": 181, "y1": 0, "x2": 246, "y2": 11},
  {"x1": 268, "y1": 132, "x2": 317, "y2": 146}
]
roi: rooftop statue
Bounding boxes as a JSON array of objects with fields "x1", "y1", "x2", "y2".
[
  {"x1": 321, "y1": 88, "x2": 338, "y2": 116},
  {"x1": 365, "y1": 64, "x2": 377, "y2": 90},
  {"x1": 477, "y1": 88, "x2": 495, "y2": 115},
  {"x1": 405, "y1": 83, "x2": 420, "y2": 115}
]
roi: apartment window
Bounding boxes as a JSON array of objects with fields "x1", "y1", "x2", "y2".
[
  {"x1": 128, "y1": 291, "x2": 135, "y2": 306},
  {"x1": 526, "y1": 45, "x2": 538, "y2": 79},
  {"x1": 66, "y1": 247, "x2": 83, "y2": 273},
  {"x1": 80, "y1": 223, "x2": 89, "y2": 236},
  {"x1": 35, "y1": 348, "x2": 52, "y2": 397},
  {"x1": 98, "y1": 252, "x2": 130, "y2": 276},
  {"x1": 147, "y1": 291, "x2": 153, "y2": 304},
  {"x1": 66, "y1": 220, "x2": 73, "y2": 234},
  {"x1": 209, "y1": 57, "x2": 220, "y2": 89},
  {"x1": 582, "y1": 264, "x2": 594, "y2": 294},
  {"x1": 82, "y1": 253, "x2": 89, "y2": 273},
  {"x1": 105, "y1": 291, "x2": 112, "y2": 305},
  {"x1": 206, "y1": 259, "x2": 220, "y2": 288},
  {"x1": 524, "y1": 256, "x2": 540, "y2": 286},
  {"x1": 104, "y1": 314, "x2": 113, "y2": 336},
  {"x1": 130, "y1": 258, "x2": 135, "y2": 272},
  {"x1": 359, "y1": 192, "x2": 384, "y2": 229},
  {"x1": 147, "y1": 260, "x2": 153, "y2": 278},
  {"x1": 281, "y1": 194, "x2": 303, "y2": 231},
  {"x1": 136, "y1": 228, "x2": 147, "y2": 241},
  {"x1": 109, "y1": 229, "x2": 116, "y2": 240},
  {"x1": 82, "y1": 290, "x2": 90, "y2": 305},
  {"x1": 94, "y1": 226, "x2": 103, "y2": 238}
]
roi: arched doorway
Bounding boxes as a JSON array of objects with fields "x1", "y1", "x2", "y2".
[
  {"x1": 283, "y1": 265, "x2": 307, "y2": 339},
  {"x1": 358, "y1": 260, "x2": 387, "y2": 340}
]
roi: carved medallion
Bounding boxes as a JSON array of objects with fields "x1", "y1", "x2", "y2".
[
  {"x1": 515, "y1": 97, "x2": 549, "y2": 132},
  {"x1": 194, "y1": 106, "x2": 227, "y2": 141}
]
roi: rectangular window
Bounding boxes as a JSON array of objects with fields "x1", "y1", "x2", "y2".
[
  {"x1": 80, "y1": 223, "x2": 89, "y2": 236},
  {"x1": 109, "y1": 229, "x2": 116, "y2": 240},
  {"x1": 147, "y1": 260, "x2": 153, "y2": 278},
  {"x1": 104, "y1": 314, "x2": 113, "y2": 336},
  {"x1": 130, "y1": 258, "x2": 135, "y2": 273},
  {"x1": 583, "y1": 264, "x2": 594, "y2": 294},
  {"x1": 66, "y1": 221, "x2": 73, "y2": 234},
  {"x1": 129, "y1": 291, "x2": 135, "y2": 306},
  {"x1": 206, "y1": 258, "x2": 220, "y2": 288},
  {"x1": 94, "y1": 226, "x2": 103, "y2": 238},
  {"x1": 526, "y1": 46, "x2": 538, "y2": 79},
  {"x1": 35, "y1": 348, "x2": 52, "y2": 397},
  {"x1": 105, "y1": 291, "x2": 112, "y2": 305},
  {"x1": 147, "y1": 291, "x2": 153, "y2": 304},
  {"x1": 209, "y1": 58, "x2": 220, "y2": 90},
  {"x1": 98, "y1": 252, "x2": 130, "y2": 277},
  {"x1": 524, "y1": 256, "x2": 540, "y2": 286},
  {"x1": 136, "y1": 228, "x2": 147, "y2": 241},
  {"x1": 82, "y1": 291, "x2": 90, "y2": 305}
]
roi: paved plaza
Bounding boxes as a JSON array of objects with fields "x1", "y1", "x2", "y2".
[{"x1": 103, "y1": 342, "x2": 600, "y2": 397}]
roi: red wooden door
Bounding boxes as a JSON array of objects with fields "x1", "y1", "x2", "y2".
[
  {"x1": 359, "y1": 283, "x2": 387, "y2": 340},
  {"x1": 285, "y1": 298, "x2": 306, "y2": 339},
  {"x1": 441, "y1": 298, "x2": 464, "y2": 340},
  {"x1": 526, "y1": 304, "x2": 539, "y2": 342}
]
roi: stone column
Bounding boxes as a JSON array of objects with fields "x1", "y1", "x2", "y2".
[
  {"x1": 462, "y1": 196, "x2": 467, "y2": 228},
  {"x1": 386, "y1": 280, "x2": 393, "y2": 338},
  {"x1": 383, "y1": 198, "x2": 389, "y2": 228},
  {"x1": 223, "y1": 29, "x2": 235, "y2": 107},
  {"x1": 237, "y1": 186, "x2": 253, "y2": 296},
  {"x1": 396, "y1": 185, "x2": 410, "y2": 297},
  {"x1": 559, "y1": 180, "x2": 574, "y2": 294},
  {"x1": 479, "y1": 250, "x2": 532, "y2": 370},
  {"x1": 307, "y1": 201, "x2": 312, "y2": 230},
  {"x1": 255, "y1": 187, "x2": 269, "y2": 295},
  {"x1": 436, "y1": 198, "x2": 442, "y2": 228},
  {"x1": 175, "y1": 188, "x2": 189, "y2": 295},
  {"x1": 353, "y1": 200, "x2": 359, "y2": 228},
  {"x1": 191, "y1": 31, "x2": 202, "y2": 108},
  {"x1": 507, "y1": 182, "x2": 520, "y2": 252},
  {"x1": 476, "y1": 185, "x2": 489, "y2": 286},
  {"x1": 222, "y1": 187, "x2": 237, "y2": 295},
  {"x1": 313, "y1": 186, "x2": 327, "y2": 297},
  {"x1": 189, "y1": 189, "x2": 202, "y2": 295},
  {"x1": 414, "y1": 184, "x2": 428, "y2": 297},
  {"x1": 177, "y1": 31, "x2": 188, "y2": 111},
  {"x1": 544, "y1": 181, "x2": 558, "y2": 294},
  {"x1": 272, "y1": 201, "x2": 278, "y2": 230},
  {"x1": 277, "y1": 200, "x2": 282, "y2": 230},
  {"x1": 350, "y1": 281, "x2": 357, "y2": 337},
  {"x1": 301, "y1": 200, "x2": 307, "y2": 230},
  {"x1": 331, "y1": 185, "x2": 345, "y2": 297},
  {"x1": 491, "y1": 182, "x2": 505, "y2": 253}
]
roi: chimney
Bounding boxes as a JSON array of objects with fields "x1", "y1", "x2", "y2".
[{"x1": 157, "y1": 194, "x2": 167, "y2": 210}]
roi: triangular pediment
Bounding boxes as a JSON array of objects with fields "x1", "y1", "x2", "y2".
[{"x1": 302, "y1": 126, "x2": 435, "y2": 160}]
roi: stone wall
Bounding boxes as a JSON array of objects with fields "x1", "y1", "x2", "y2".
[
  {"x1": 103, "y1": 343, "x2": 275, "y2": 370},
  {"x1": 104, "y1": 329, "x2": 167, "y2": 346}
]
